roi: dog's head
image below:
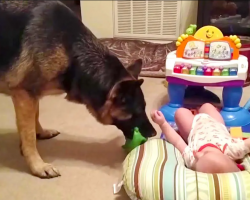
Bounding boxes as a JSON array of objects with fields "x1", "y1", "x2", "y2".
[
  {"x1": 64, "y1": 55, "x2": 156, "y2": 139},
  {"x1": 99, "y1": 59, "x2": 157, "y2": 139}
]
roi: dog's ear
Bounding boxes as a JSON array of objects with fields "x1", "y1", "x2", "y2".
[
  {"x1": 126, "y1": 59, "x2": 143, "y2": 79},
  {"x1": 110, "y1": 79, "x2": 144, "y2": 99},
  {"x1": 119, "y1": 79, "x2": 144, "y2": 90}
]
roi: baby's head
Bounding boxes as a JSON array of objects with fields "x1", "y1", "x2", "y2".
[{"x1": 192, "y1": 150, "x2": 240, "y2": 173}]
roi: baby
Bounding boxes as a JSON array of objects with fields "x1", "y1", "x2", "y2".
[{"x1": 151, "y1": 103, "x2": 250, "y2": 173}]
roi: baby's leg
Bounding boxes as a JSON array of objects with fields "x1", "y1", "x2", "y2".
[
  {"x1": 175, "y1": 108, "x2": 194, "y2": 143},
  {"x1": 198, "y1": 103, "x2": 225, "y2": 125}
]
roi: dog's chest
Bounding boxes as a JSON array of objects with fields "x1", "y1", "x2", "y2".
[
  {"x1": 41, "y1": 81, "x2": 65, "y2": 96},
  {"x1": 0, "y1": 80, "x2": 11, "y2": 95},
  {"x1": 0, "y1": 79, "x2": 65, "y2": 96}
]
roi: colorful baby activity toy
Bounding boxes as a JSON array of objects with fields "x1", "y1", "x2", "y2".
[{"x1": 161, "y1": 25, "x2": 249, "y2": 128}]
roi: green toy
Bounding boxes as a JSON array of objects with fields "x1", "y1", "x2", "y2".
[
  {"x1": 185, "y1": 24, "x2": 197, "y2": 36},
  {"x1": 189, "y1": 66, "x2": 197, "y2": 75},
  {"x1": 122, "y1": 127, "x2": 147, "y2": 153},
  {"x1": 222, "y1": 68, "x2": 229, "y2": 76}
]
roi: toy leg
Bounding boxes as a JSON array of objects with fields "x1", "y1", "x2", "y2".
[
  {"x1": 199, "y1": 103, "x2": 225, "y2": 125},
  {"x1": 222, "y1": 87, "x2": 242, "y2": 110},
  {"x1": 160, "y1": 83, "x2": 185, "y2": 122},
  {"x1": 220, "y1": 86, "x2": 250, "y2": 127},
  {"x1": 168, "y1": 83, "x2": 186, "y2": 107},
  {"x1": 175, "y1": 108, "x2": 194, "y2": 143}
]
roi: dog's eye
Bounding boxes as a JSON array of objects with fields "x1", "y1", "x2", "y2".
[
  {"x1": 121, "y1": 97, "x2": 126, "y2": 104},
  {"x1": 120, "y1": 97, "x2": 127, "y2": 105},
  {"x1": 114, "y1": 96, "x2": 127, "y2": 105}
]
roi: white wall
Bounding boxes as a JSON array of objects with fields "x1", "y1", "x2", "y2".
[
  {"x1": 80, "y1": 1, "x2": 198, "y2": 40},
  {"x1": 80, "y1": 1, "x2": 114, "y2": 38},
  {"x1": 179, "y1": 1, "x2": 198, "y2": 34}
]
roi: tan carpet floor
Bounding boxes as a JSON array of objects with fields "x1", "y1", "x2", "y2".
[{"x1": 0, "y1": 77, "x2": 250, "y2": 200}]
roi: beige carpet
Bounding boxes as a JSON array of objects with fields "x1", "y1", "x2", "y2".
[{"x1": 0, "y1": 77, "x2": 250, "y2": 200}]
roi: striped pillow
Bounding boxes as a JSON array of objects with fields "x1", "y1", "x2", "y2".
[{"x1": 122, "y1": 139, "x2": 250, "y2": 200}]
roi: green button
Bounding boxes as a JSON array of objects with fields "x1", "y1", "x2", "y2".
[
  {"x1": 221, "y1": 69, "x2": 229, "y2": 76},
  {"x1": 189, "y1": 67, "x2": 197, "y2": 75}
]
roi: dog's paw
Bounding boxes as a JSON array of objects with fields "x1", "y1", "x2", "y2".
[
  {"x1": 36, "y1": 129, "x2": 60, "y2": 140},
  {"x1": 31, "y1": 163, "x2": 61, "y2": 178}
]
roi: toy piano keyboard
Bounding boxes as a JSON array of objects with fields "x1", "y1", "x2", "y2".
[{"x1": 160, "y1": 25, "x2": 250, "y2": 135}]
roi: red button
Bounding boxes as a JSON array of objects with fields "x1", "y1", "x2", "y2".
[
  {"x1": 204, "y1": 68, "x2": 213, "y2": 76},
  {"x1": 174, "y1": 65, "x2": 181, "y2": 73}
]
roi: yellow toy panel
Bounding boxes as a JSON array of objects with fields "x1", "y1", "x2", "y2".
[
  {"x1": 194, "y1": 25, "x2": 224, "y2": 41},
  {"x1": 176, "y1": 26, "x2": 241, "y2": 60}
]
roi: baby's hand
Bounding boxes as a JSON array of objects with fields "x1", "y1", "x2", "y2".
[{"x1": 151, "y1": 110, "x2": 166, "y2": 126}]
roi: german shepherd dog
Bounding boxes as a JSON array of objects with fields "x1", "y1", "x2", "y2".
[{"x1": 0, "y1": 1, "x2": 156, "y2": 178}]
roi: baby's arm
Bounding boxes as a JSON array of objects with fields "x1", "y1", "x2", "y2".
[
  {"x1": 160, "y1": 121, "x2": 187, "y2": 154},
  {"x1": 227, "y1": 138, "x2": 250, "y2": 160},
  {"x1": 243, "y1": 138, "x2": 250, "y2": 152}
]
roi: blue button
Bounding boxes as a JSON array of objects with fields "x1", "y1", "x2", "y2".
[
  {"x1": 196, "y1": 67, "x2": 204, "y2": 75},
  {"x1": 229, "y1": 68, "x2": 237, "y2": 76}
]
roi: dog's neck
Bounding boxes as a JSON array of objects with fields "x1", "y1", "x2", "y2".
[
  {"x1": 62, "y1": 68, "x2": 134, "y2": 125},
  {"x1": 61, "y1": 34, "x2": 135, "y2": 121},
  {"x1": 61, "y1": 54, "x2": 133, "y2": 109}
]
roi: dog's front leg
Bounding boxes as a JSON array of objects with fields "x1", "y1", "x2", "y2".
[
  {"x1": 11, "y1": 89, "x2": 60, "y2": 178},
  {"x1": 36, "y1": 102, "x2": 60, "y2": 140}
]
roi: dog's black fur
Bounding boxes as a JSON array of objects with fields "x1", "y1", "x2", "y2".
[{"x1": 0, "y1": 1, "x2": 156, "y2": 177}]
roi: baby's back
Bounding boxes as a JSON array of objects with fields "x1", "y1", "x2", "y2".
[{"x1": 189, "y1": 113, "x2": 231, "y2": 153}]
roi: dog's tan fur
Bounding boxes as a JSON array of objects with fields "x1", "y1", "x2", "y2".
[
  {"x1": 11, "y1": 89, "x2": 60, "y2": 177},
  {"x1": 0, "y1": 43, "x2": 69, "y2": 178},
  {"x1": 3, "y1": 44, "x2": 68, "y2": 93},
  {"x1": 38, "y1": 45, "x2": 69, "y2": 80}
]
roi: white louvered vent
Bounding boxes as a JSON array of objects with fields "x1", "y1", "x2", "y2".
[{"x1": 113, "y1": 1, "x2": 181, "y2": 40}]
